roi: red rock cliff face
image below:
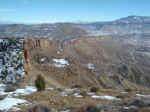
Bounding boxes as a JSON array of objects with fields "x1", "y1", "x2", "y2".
[
  {"x1": 23, "y1": 40, "x2": 58, "y2": 76},
  {"x1": 24, "y1": 50, "x2": 30, "y2": 76},
  {"x1": 24, "y1": 40, "x2": 57, "y2": 49}
]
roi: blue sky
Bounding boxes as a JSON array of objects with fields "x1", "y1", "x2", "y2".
[{"x1": 0, "y1": 0, "x2": 149, "y2": 23}]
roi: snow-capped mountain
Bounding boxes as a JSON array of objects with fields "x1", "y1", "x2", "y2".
[{"x1": 0, "y1": 16, "x2": 150, "y2": 39}]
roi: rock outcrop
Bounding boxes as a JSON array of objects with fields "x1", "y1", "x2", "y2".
[
  {"x1": 24, "y1": 40, "x2": 57, "y2": 49},
  {"x1": 24, "y1": 50, "x2": 30, "y2": 76},
  {"x1": 23, "y1": 40, "x2": 59, "y2": 76}
]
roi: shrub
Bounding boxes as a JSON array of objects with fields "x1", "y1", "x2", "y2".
[
  {"x1": 71, "y1": 84, "x2": 82, "y2": 89},
  {"x1": 90, "y1": 87, "x2": 99, "y2": 92},
  {"x1": 35, "y1": 75, "x2": 46, "y2": 91},
  {"x1": 125, "y1": 88, "x2": 132, "y2": 92}
]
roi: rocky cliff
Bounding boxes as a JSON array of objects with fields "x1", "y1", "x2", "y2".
[
  {"x1": 23, "y1": 40, "x2": 58, "y2": 49},
  {"x1": 23, "y1": 40, "x2": 59, "y2": 76},
  {"x1": 22, "y1": 38, "x2": 150, "y2": 90}
]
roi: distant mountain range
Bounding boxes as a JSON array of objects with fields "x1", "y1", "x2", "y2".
[
  {"x1": 0, "y1": 20, "x2": 22, "y2": 24},
  {"x1": 0, "y1": 16, "x2": 150, "y2": 39},
  {"x1": 77, "y1": 16, "x2": 150, "y2": 36}
]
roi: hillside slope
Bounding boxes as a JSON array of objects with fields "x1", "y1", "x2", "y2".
[{"x1": 24, "y1": 37, "x2": 150, "y2": 90}]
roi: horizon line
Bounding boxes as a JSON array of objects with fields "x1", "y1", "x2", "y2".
[{"x1": 0, "y1": 15, "x2": 150, "y2": 25}]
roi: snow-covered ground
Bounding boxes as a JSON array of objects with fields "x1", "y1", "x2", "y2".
[
  {"x1": 57, "y1": 45, "x2": 63, "y2": 55},
  {"x1": 120, "y1": 91, "x2": 128, "y2": 94},
  {"x1": 61, "y1": 88, "x2": 78, "y2": 97},
  {"x1": 136, "y1": 94, "x2": 150, "y2": 97},
  {"x1": 86, "y1": 63, "x2": 95, "y2": 70},
  {"x1": 0, "y1": 97, "x2": 29, "y2": 111},
  {"x1": 0, "y1": 83, "x2": 123, "y2": 111},
  {"x1": 91, "y1": 95, "x2": 120, "y2": 100},
  {"x1": 73, "y1": 93, "x2": 83, "y2": 98},
  {"x1": 61, "y1": 92, "x2": 68, "y2": 97},
  {"x1": 87, "y1": 92, "x2": 95, "y2": 96},
  {"x1": 52, "y1": 59, "x2": 69, "y2": 68},
  {"x1": 0, "y1": 83, "x2": 36, "y2": 111},
  {"x1": 12, "y1": 86, "x2": 37, "y2": 96},
  {"x1": 46, "y1": 87, "x2": 55, "y2": 91},
  {"x1": 0, "y1": 39, "x2": 25, "y2": 83},
  {"x1": 0, "y1": 84, "x2": 37, "y2": 96},
  {"x1": 40, "y1": 57, "x2": 47, "y2": 62}
]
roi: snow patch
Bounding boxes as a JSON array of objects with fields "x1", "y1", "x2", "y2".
[
  {"x1": 13, "y1": 86, "x2": 37, "y2": 96},
  {"x1": 61, "y1": 92, "x2": 68, "y2": 97},
  {"x1": 136, "y1": 94, "x2": 150, "y2": 97},
  {"x1": 65, "y1": 88, "x2": 77, "y2": 92},
  {"x1": 124, "y1": 107, "x2": 129, "y2": 110},
  {"x1": 0, "y1": 84, "x2": 37, "y2": 96},
  {"x1": 46, "y1": 87, "x2": 55, "y2": 91},
  {"x1": 40, "y1": 57, "x2": 47, "y2": 62},
  {"x1": 121, "y1": 92, "x2": 128, "y2": 94},
  {"x1": 0, "y1": 84, "x2": 35, "y2": 110},
  {"x1": 57, "y1": 45, "x2": 63, "y2": 55},
  {"x1": 0, "y1": 84, "x2": 7, "y2": 95},
  {"x1": 52, "y1": 59, "x2": 69, "y2": 68},
  {"x1": 0, "y1": 97, "x2": 29, "y2": 111},
  {"x1": 87, "y1": 63, "x2": 95, "y2": 70},
  {"x1": 91, "y1": 95, "x2": 120, "y2": 100},
  {"x1": 87, "y1": 92, "x2": 95, "y2": 96},
  {"x1": 73, "y1": 93, "x2": 83, "y2": 98}
]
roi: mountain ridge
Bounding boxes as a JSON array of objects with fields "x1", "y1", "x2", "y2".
[
  {"x1": 0, "y1": 15, "x2": 150, "y2": 39},
  {"x1": 1, "y1": 15, "x2": 150, "y2": 25}
]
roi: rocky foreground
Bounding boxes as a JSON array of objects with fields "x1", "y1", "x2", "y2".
[
  {"x1": 0, "y1": 38, "x2": 150, "y2": 112},
  {"x1": 0, "y1": 84, "x2": 150, "y2": 112}
]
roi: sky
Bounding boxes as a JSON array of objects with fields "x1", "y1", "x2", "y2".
[{"x1": 0, "y1": 0, "x2": 150, "y2": 23}]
